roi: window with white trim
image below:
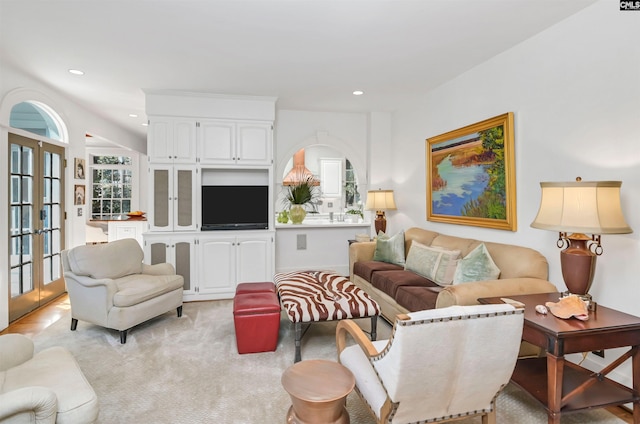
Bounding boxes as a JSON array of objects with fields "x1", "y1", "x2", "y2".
[
  {"x1": 9, "y1": 101, "x2": 66, "y2": 142},
  {"x1": 89, "y1": 151, "x2": 137, "y2": 219}
]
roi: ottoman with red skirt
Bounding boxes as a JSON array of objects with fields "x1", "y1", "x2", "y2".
[{"x1": 233, "y1": 282, "x2": 281, "y2": 354}]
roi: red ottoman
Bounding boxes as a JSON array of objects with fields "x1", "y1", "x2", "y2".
[
  {"x1": 233, "y1": 287, "x2": 281, "y2": 354},
  {"x1": 235, "y1": 282, "x2": 276, "y2": 295}
]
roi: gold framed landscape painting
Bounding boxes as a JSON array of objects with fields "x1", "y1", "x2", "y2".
[{"x1": 426, "y1": 112, "x2": 516, "y2": 231}]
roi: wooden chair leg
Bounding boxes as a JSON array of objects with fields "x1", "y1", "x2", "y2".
[
  {"x1": 371, "y1": 315, "x2": 378, "y2": 341},
  {"x1": 70, "y1": 318, "x2": 78, "y2": 331},
  {"x1": 177, "y1": 305, "x2": 183, "y2": 317},
  {"x1": 120, "y1": 330, "x2": 127, "y2": 344},
  {"x1": 482, "y1": 409, "x2": 496, "y2": 424}
]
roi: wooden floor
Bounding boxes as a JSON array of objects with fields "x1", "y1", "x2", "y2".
[
  {"x1": 1, "y1": 295, "x2": 635, "y2": 423},
  {"x1": 1, "y1": 294, "x2": 72, "y2": 337}
]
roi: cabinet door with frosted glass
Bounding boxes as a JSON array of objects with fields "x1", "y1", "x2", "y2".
[{"x1": 149, "y1": 165, "x2": 197, "y2": 232}]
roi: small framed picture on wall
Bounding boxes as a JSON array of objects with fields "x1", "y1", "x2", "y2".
[
  {"x1": 74, "y1": 184, "x2": 86, "y2": 205},
  {"x1": 74, "y1": 158, "x2": 86, "y2": 179}
]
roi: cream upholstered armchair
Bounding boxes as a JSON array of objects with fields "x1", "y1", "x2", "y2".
[
  {"x1": 0, "y1": 334, "x2": 98, "y2": 423},
  {"x1": 61, "y1": 238, "x2": 184, "y2": 343},
  {"x1": 336, "y1": 304, "x2": 524, "y2": 424}
]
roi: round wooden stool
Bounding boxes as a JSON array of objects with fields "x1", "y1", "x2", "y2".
[{"x1": 281, "y1": 359, "x2": 355, "y2": 424}]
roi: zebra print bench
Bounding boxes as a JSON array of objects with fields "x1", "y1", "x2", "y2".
[{"x1": 274, "y1": 270, "x2": 380, "y2": 362}]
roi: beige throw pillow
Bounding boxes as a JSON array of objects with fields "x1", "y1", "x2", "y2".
[
  {"x1": 453, "y1": 243, "x2": 501, "y2": 284},
  {"x1": 404, "y1": 242, "x2": 461, "y2": 286}
]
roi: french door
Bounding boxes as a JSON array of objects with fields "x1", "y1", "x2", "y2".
[{"x1": 9, "y1": 133, "x2": 66, "y2": 322}]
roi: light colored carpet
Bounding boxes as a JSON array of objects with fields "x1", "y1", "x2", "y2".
[{"x1": 32, "y1": 300, "x2": 625, "y2": 423}]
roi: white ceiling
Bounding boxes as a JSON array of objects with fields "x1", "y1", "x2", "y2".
[{"x1": 1, "y1": 0, "x2": 597, "y2": 141}]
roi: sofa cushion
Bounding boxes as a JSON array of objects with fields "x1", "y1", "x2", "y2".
[
  {"x1": 404, "y1": 242, "x2": 460, "y2": 286},
  {"x1": 404, "y1": 228, "x2": 440, "y2": 256},
  {"x1": 370, "y1": 270, "x2": 438, "y2": 298},
  {"x1": 113, "y1": 274, "x2": 184, "y2": 307},
  {"x1": 66, "y1": 238, "x2": 143, "y2": 279},
  {"x1": 353, "y1": 261, "x2": 403, "y2": 282},
  {"x1": 395, "y1": 285, "x2": 443, "y2": 312},
  {"x1": 373, "y1": 230, "x2": 406, "y2": 266},
  {"x1": 1, "y1": 346, "x2": 99, "y2": 423},
  {"x1": 453, "y1": 243, "x2": 501, "y2": 284},
  {"x1": 430, "y1": 234, "x2": 481, "y2": 258}
]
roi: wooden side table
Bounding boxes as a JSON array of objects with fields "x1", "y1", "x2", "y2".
[
  {"x1": 479, "y1": 292, "x2": 640, "y2": 424},
  {"x1": 281, "y1": 359, "x2": 355, "y2": 424}
]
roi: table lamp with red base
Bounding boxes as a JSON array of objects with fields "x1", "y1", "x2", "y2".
[
  {"x1": 531, "y1": 178, "x2": 632, "y2": 307},
  {"x1": 365, "y1": 189, "x2": 397, "y2": 235}
]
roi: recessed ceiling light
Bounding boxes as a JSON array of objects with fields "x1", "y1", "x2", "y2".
[
  {"x1": 68, "y1": 69, "x2": 84, "y2": 75},
  {"x1": 353, "y1": 90, "x2": 364, "y2": 96},
  {"x1": 129, "y1": 114, "x2": 138, "y2": 118},
  {"x1": 141, "y1": 122, "x2": 148, "y2": 127}
]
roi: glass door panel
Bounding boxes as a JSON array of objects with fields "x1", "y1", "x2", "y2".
[
  {"x1": 8, "y1": 133, "x2": 66, "y2": 322},
  {"x1": 9, "y1": 136, "x2": 38, "y2": 318},
  {"x1": 38, "y1": 145, "x2": 65, "y2": 302}
]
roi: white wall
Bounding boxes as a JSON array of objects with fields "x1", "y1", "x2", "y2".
[
  {"x1": 275, "y1": 109, "x2": 369, "y2": 183},
  {"x1": 275, "y1": 225, "x2": 371, "y2": 276},
  {"x1": 0, "y1": 62, "x2": 144, "y2": 331},
  {"x1": 388, "y1": 0, "x2": 639, "y2": 384}
]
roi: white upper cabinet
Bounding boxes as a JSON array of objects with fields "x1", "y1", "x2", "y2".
[
  {"x1": 197, "y1": 120, "x2": 236, "y2": 164},
  {"x1": 320, "y1": 158, "x2": 344, "y2": 198},
  {"x1": 148, "y1": 118, "x2": 197, "y2": 164},
  {"x1": 148, "y1": 164, "x2": 198, "y2": 232},
  {"x1": 236, "y1": 123, "x2": 272, "y2": 165},
  {"x1": 198, "y1": 119, "x2": 272, "y2": 166}
]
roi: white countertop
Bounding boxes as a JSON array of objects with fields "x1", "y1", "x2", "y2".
[{"x1": 275, "y1": 220, "x2": 371, "y2": 229}]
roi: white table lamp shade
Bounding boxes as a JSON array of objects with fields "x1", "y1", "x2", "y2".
[
  {"x1": 531, "y1": 181, "x2": 631, "y2": 235},
  {"x1": 365, "y1": 190, "x2": 397, "y2": 211}
]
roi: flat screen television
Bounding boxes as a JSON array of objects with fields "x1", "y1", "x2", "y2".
[{"x1": 201, "y1": 185, "x2": 269, "y2": 230}]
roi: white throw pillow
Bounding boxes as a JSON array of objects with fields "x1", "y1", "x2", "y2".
[
  {"x1": 453, "y1": 243, "x2": 501, "y2": 284},
  {"x1": 404, "y1": 242, "x2": 461, "y2": 286}
]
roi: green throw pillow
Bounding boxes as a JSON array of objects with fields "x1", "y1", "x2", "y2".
[
  {"x1": 404, "y1": 242, "x2": 461, "y2": 286},
  {"x1": 453, "y1": 243, "x2": 501, "y2": 284},
  {"x1": 373, "y1": 230, "x2": 405, "y2": 266}
]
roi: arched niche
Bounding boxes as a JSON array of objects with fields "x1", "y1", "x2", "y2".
[{"x1": 277, "y1": 141, "x2": 366, "y2": 213}]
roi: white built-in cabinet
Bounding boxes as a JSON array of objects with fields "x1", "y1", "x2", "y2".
[
  {"x1": 148, "y1": 118, "x2": 197, "y2": 164},
  {"x1": 197, "y1": 233, "x2": 274, "y2": 299},
  {"x1": 144, "y1": 234, "x2": 197, "y2": 295},
  {"x1": 148, "y1": 164, "x2": 198, "y2": 232},
  {"x1": 107, "y1": 220, "x2": 147, "y2": 247},
  {"x1": 144, "y1": 232, "x2": 273, "y2": 300},
  {"x1": 144, "y1": 92, "x2": 276, "y2": 301},
  {"x1": 198, "y1": 120, "x2": 273, "y2": 166}
]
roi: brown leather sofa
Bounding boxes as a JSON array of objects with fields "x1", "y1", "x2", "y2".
[{"x1": 349, "y1": 227, "x2": 557, "y2": 322}]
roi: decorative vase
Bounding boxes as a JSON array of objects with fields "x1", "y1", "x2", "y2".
[{"x1": 289, "y1": 205, "x2": 306, "y2": 224}]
